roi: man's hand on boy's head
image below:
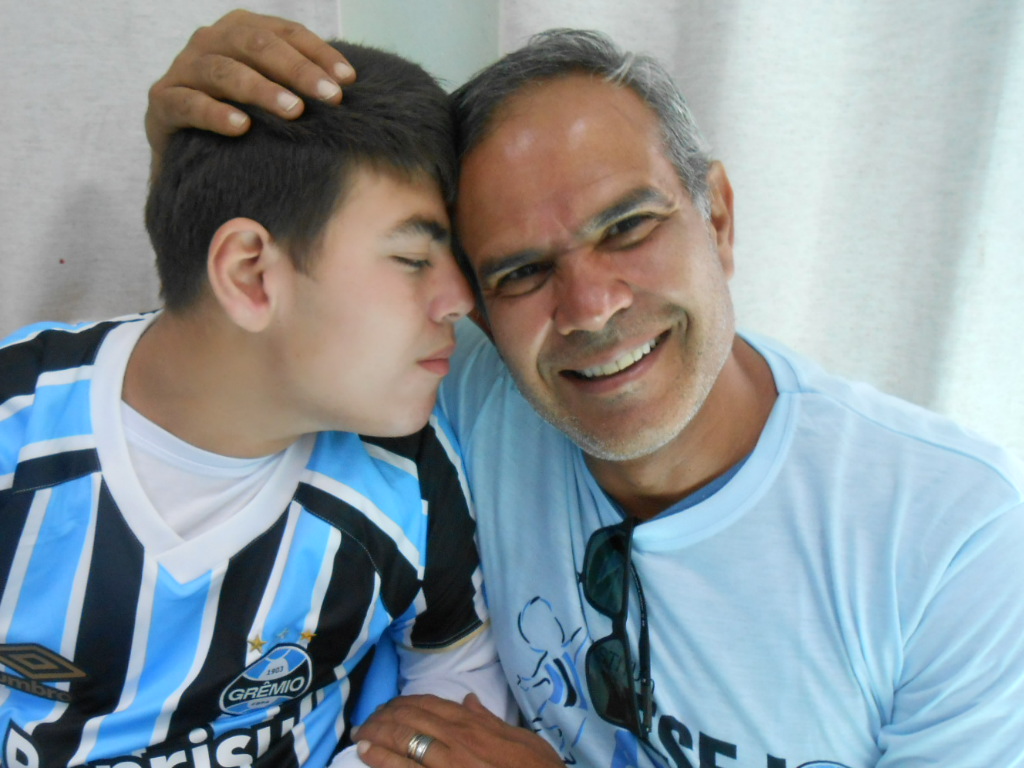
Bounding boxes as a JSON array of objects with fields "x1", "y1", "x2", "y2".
[{"x1": 146, "y1": 9, "x2": 355, "y2": 167}]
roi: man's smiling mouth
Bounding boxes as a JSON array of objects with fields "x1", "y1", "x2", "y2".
[{"x1": 570, "y1": 332, "x2": 666, "y2": 380}]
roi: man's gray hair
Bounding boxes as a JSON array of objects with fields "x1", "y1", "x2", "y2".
[{"x1": 451, "y1": 28, "x2": 713, "y2": 218}]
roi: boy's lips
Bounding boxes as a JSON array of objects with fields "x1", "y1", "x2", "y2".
[{"x1": 418, "y1": 344, "x2": 456, "y2": 376}]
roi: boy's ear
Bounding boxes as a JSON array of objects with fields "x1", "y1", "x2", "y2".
[{"x1": 207, "y1": 218, "x2": 289, "y2": 332}]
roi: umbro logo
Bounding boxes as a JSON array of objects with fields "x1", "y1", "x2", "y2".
[{"x1": 0, "y1": 643, "x2": 86, "y2": 702}]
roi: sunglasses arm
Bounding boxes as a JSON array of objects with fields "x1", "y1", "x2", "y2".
[{"x1": 631, "y1": 563, "x2": 655, "y2": 734}]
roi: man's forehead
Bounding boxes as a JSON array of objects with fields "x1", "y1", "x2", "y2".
[
  {"x1": 455, "y1": 77, "x2": 678, "y2": 263},
  {"x1": 480, "y1": 74, "x2": 650, "y2": 142},
  {"x1": 459, "y1": 75, "x2": 667, "y2": 189}
]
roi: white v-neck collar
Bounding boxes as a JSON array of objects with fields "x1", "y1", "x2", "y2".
[{"x1": 91, "y1": 316, "x2": 314, "y2": 583}]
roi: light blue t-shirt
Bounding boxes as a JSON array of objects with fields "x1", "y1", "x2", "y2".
[{"x1": 441, "y1": 320, "x2": 1024, "y2": 768}]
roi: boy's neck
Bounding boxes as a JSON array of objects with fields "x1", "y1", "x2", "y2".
[{"x1": 122, "y1": 309, "x2": 300, "y2": 458}]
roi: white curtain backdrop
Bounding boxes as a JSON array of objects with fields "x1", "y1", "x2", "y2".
[
  {"x1": 498, "y1": 0, "x2": 1024, "y2": 458},
  {"x1": 0, "y1": 0, "x2": 343, "y2": 338},
  {"x1": 1, "y1": 0, "x2": 1020, "y2": 456}
]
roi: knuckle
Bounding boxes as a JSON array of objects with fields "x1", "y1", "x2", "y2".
[
  {"x1": 221, "y1": 8, "x2": 250, "y2": 23},
  {"x1": 285, "y1": 59, "x2": 313, "y2": 86},
  {"x1": 169, "y1": 91, "x2": 201, "y2": 123},
  {"x1": 205, "y1": 55, "x2": 237, "y2": 88},
  {"x1": 187, "y1": 24, "x2": 215, "y2": 50},
  {"x1": 218, "y1": 8, "x2": 259, "y2": 32},
  {"x1": 276, "y1": 20, "x2": 310, "y2": 41},
  {"x1": 240, "y1": 25, "x2": 279, "y2": 56}
]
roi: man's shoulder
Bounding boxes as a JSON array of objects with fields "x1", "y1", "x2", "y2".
[
  {"x1": 448, "y1": 319, "x2": 504, "y2": 386},
  {"x1": 439, "y1": 319, "x2": 518, "y2": 441},
  {"x1": 750, "y1": 333, "x2": 1024, "y2": 499}
]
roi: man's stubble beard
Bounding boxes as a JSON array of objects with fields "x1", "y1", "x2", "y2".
[{"x1": 503, "y1": 295, "x2": 736, "y2": 464}]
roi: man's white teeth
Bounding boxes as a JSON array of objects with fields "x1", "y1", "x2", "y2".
[{"x1": 578, "y1": 338, "x2": 658, "y2": 379}]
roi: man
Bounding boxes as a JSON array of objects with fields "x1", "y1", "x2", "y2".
[
  {"x1": 128, "y1": 13, "x2": 1024, "y2": 768},
  {"x1": 0, "y1": 41, "x2": 514, "y2": 766}
]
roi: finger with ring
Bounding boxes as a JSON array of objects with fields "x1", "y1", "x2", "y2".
[{"x1": 406, "y1": 733, "x2": 435, "y2": 764}]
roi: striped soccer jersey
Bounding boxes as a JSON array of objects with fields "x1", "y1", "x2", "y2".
[{"x1": 0, "y1": 316, "x2": 488, "y2": 767}]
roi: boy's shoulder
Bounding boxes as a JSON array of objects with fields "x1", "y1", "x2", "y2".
[
  {"x1": 308, "y1": 409, "x2": 463, "y2": 491},
  {"x1": 1, "y1": 315, "x2": 150, "y2": 470},
  {"x1": 1, "y1": 315, "x2": 150, "y2": 386}
]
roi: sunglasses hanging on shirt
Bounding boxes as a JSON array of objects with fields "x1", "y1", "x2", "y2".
[{"x1": 580, "y1": 515, "x2": 655, "y2": 739}]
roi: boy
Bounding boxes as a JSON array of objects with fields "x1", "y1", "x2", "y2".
[{"x1": 0, "y1": 42, "x2": 510, "y2": 766}]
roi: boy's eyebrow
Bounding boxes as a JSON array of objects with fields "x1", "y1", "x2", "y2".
[
  {"x1": 477, "y1": 186, "x2": 672, "y2": 285},
  {"x1": 387, "y1": 215, "x2": 451, "y2": 245}
]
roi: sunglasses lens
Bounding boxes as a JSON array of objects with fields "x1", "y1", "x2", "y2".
[
  {"x1": 586, "y1": 635, "x2": 637, "y2": 730},
  {"x1": 581, "y1": 519, "x2": 651, "y2": 741},
  {"x1": 582, "y1": 528, "x2": 629, "y2": 615}
]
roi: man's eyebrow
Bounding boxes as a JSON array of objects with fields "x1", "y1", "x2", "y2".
[
  {"x1": 477, "y1": 247, "x2": 548, "y2": 286},
  {"x1": 477, "y1": 187, "x2": 673, "y2": 285},
  {"x1": 578, "y1": 187, "x2": 673, "y2": 239},
  {"x1": 386, "y1": 215, "x2": 451, "y2": 245}
]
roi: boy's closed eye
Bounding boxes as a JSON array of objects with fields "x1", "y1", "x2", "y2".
[{"x1": 392, "y1": 254, "x2": 432, "y2": 269}]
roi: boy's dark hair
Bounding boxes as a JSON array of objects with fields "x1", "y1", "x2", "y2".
[{"x1": 146, "y1": 41, "x2": 456, "y2": 312}]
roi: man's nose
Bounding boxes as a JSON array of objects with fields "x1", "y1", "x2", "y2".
[{"x1": 552, "y1": 251, "x2": 633, "y2": 335}]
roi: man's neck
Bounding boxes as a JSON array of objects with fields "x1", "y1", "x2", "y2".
[
  {"x1": 122, "y1": 310, "x2": 297, "y2": 458},
  {"x1": 585, "y1": 337, "x2": 777, "y2": 521}
]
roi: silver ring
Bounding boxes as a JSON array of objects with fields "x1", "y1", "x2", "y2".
[{"x1": 406, "y1": 733, "x2": 435, "y2": 765}]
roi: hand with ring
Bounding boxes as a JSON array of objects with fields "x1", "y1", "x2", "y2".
[
  {"x1": 406, "y1": 733, "x2": 435, "y2": 764},
  {"x1": 354, "y1": 693, "x2": 563, "y2": 768}
]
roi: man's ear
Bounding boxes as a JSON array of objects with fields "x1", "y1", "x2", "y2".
[
  {"x1": 706, "y1": 160, "x2": 736, "y2": 278},
  {"x1": 207, "y1": 218, "x2": 289, "y2": 332}
]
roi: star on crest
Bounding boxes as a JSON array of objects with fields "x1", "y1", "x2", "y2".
[
  {"x1": 248, "y1": 635, "x2": 266, "y2": 653},
  {"x1": 301, "y1": 630, "x2": 317, "y2": 643}
]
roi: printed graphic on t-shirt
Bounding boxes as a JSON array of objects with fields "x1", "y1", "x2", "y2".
[
  {"x1": 515, "y1": 596, "x2": 591, "y2": 763},
  {"x1": 512, "y1": 596, "x2": 854, "y2": 768}
]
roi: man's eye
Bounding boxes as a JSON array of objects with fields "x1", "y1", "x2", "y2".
[
  {"x1": 492, "y1": 262, "x2": 551, "y2": 297},
  {"x1": 604, "y1": 214, "x2": 661, "y2": 245}
]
